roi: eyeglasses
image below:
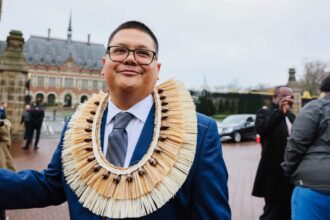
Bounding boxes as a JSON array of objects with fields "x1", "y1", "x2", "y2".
[{"x1": 107, "y1": 46, "x2": 157, "y2": 65}]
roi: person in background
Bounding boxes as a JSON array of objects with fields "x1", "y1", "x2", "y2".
[
  {"x1": 22, "y1": 99, "x2": 44, "y2": 150},
  {"x1": 20, "y1": 104, "x2": 31, "y2": 140},
  {"x1": 0, "y1": 118, "x2": 15, "y2": 220},
  {"x1": 53, "y1": 108, "x2": 56, "y2": 121},
  {"x1": 0, "y1": 102, "x2": 7, "y2": 120},
  {"x1": 252, "y1": 85, "x2": 295, "y2": 220},
  {"x1": 282, "y1": 75, "x2": 330, "y2": 220}
]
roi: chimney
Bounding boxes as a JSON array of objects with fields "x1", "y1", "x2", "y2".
[
  {"x1": 47, "y1": 28, "x2": 51, "y2": 41},
  {"x1": 87, "y1": 34, "x2": 91, "y2": 45}
]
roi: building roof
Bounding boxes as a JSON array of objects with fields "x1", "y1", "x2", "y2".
[{"x1": 23, "y1": 36, "x2": 105, "y2": 69}]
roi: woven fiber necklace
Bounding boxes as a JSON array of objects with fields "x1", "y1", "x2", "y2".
[{"x1": 62, "y1": 79, "x2": 197, "y2": 219}]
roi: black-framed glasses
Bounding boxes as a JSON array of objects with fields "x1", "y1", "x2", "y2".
[{"x1": 107, "y1": 46, "x2": 157, "y2": 65}]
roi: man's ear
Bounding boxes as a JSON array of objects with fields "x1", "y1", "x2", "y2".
[{"x1": 100, "y1": 57, "x2": 106, "y2": 76}]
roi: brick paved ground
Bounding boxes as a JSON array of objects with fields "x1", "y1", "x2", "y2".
[
  {"x1": 6, "y1": 137, "x2": 264, "y2": 220},
  {"x1": 223, "y1": 142, "x2": 264, "y2": 220}
]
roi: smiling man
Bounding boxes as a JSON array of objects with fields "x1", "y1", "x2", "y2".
[{"x1": 0, "y1": 21, "x2": 230, "y2": 220}]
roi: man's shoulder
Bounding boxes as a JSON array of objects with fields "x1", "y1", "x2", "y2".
[
  {"x1": 305, "y1": 96, "x2": 330, "y2": 109},
  {"x1": 197, "y1": 113, "x2": 217, "y2": 129},
  {"x1": 256, "y1": 106, "x2": 272, "y2": 115}
]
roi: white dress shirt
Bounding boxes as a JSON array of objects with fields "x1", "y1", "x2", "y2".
[
  {"x1": 285, "y1": 116, "x2": 292, "y2": 135},
  {"x1": 103, "y1": 95, "x2": 153, "y2": 168}
]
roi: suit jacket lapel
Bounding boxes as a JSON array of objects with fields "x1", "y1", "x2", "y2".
[
  {"x1": 129, "y1": 105, "x2": 155, "y2": 165},
  {"x1": 100, "y1": 106, "x2": 108, "y2": 151}
]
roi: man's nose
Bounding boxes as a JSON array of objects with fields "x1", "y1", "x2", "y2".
[{"x1": 123, "y1": 51, "x2": 137, "y2": 65}]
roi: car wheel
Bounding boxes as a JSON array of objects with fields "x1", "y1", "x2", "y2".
[{"x1": 233, "y1": 132, "x2": 242, "y2": 143}]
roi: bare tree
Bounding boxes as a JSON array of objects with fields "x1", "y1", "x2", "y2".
[
  {"x1": 226, "y1": 79, "x2": 241, "y2": 92},
  {"x1": 298, "y1": 60, "x2": 328, "y2": 96}
]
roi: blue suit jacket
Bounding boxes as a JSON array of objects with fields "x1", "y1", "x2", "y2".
[{"x1": 0, "y1": 107, "x2": 231, "y2": 220}]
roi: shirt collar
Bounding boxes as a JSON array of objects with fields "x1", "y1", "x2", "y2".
[{"x1": 106, "y1": 95, "x2": 153, "y2": 125}]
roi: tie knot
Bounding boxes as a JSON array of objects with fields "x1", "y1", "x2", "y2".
[{"x1": 113, "y1": 112, "x2": 134, "y2": 129}]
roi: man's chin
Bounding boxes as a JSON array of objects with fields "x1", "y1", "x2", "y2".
[{"x1": 118, "y1": 80, "x2": 140, "y2": 92}]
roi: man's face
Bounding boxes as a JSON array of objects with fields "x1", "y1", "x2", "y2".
[
  {"x1": 274, "y1": 87, "x2": 294, "y2": 106},
  {"x1": 102, "y1": 28, "x2": 161, "y2": 98}
]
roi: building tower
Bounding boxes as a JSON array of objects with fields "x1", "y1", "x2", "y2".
[
  {"x1": 287, "y1": 68, "x2": 301, "y2": 114},
  {"x1": 0, "y1": 30, "x2": 28, "y2": 137}
]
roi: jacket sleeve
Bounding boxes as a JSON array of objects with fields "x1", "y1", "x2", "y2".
[
  {"x1": 255, "y1": 107, "x2": 285, "y2": 136},
  {"x1": 0, "y1": 123, "x2": 68, "y2": 209},
  {"x1": 191, "y1": 119, "x2": 231, "y2": 220},
  {"x1": 282, "y1": 102, "x2": 322, "y2": 177}
]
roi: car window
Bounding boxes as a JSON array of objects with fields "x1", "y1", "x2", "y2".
[
  {"x1": 222, "y1": 115, "x2": 245, "y2": 125},
  {"x1": 246, "y1": 117, "x2": 254, "y2": 122}
]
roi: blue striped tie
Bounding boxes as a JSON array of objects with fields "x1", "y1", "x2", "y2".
[{"x1": 106, "y1": 112, "x2": 134, "y2": 167}]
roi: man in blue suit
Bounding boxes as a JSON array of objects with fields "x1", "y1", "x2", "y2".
[{"x1": 0, "y1": 21, "x2": 230, "y2": 219}]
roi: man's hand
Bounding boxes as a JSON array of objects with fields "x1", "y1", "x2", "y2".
[{"x1": 280, "y1": 96, "x2": 293, "y2": 114}]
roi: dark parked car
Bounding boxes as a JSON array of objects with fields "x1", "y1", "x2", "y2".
[{"x1": 217, "y1": 114, "x2": 256, "y2": 142}]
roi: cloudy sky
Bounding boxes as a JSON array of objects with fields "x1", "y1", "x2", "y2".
[{"x1": 1, "y1": 0, "x2": 330, "y2": 90}]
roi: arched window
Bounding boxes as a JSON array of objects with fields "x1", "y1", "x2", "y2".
[
  {"x1": 64, "y1": 94, "x2": 72, "y2": 107},
  {"x1": 36, "y1": 93, "x2": 44, "y2": 103},
  {"x1": 80, "y1": 95, "x2": 88, "y2": 103},
  {"x1": 47, "y1": 94, "x2": 56, "y2": 105}
]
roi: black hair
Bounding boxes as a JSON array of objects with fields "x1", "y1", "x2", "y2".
[
  {"x1": 107, "y1": 21, "x2": 159, "y2": 54},
  {"x1": 320, "y1": 75, "x2": 330, "y2": 92}
]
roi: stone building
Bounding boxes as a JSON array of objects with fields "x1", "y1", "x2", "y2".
[
  {"x1": 24, "y1": 17, "x2": 106, "y2": 107},
  {"x1": 0, "y1": 16, "x2": 106, "y2": 107}
]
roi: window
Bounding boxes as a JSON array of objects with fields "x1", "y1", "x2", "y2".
[
  {"x1": 64, "y1": 78, "x2": 74, "y2": 88},
  {"x1": 92, "y1": 80, "x2": 99, "y2": 90},
  {"x1": 47, "y1": 94, "x2": 56, "y2": 105},
  {"x1": 37, "y1": 76, "x2": 45, "y2": 86},
  {"x1": 9, "y1": 79, "x2": 15, "y2": 86},
  {"x1": 64, "y1": 94, "x2": 72, "y2": 107},
  {"x1": 82, "y1": 79, "x2": 89, "y2": 89},
  {"x1": 36, "y1": 93, "x2": 44, "y2": 103},
  {"x1": 49, "y1": 77, "x2": 56, "y2": 87},
  {"x1": 80, "y1": 95, "x2": 88, "y2": 103}
]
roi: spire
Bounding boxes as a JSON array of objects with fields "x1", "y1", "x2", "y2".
[{"x1": 67, "y1": 10, "x2": 72, "y2": 42}]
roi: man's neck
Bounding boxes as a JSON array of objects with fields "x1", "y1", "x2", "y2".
[{"x1": 110, "y1": 92, "x2": 150, "y2": 110}]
